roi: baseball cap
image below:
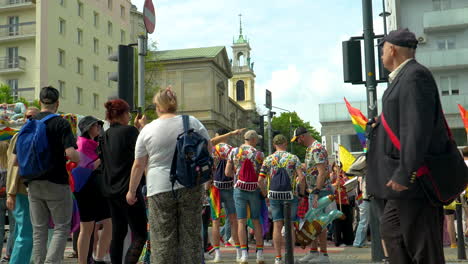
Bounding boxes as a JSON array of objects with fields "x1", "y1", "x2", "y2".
[
  {"x1": 273, "y1": 134, "x2": 287, "y2": 146},
  {"x1": 39, "y1": 86, "x2": 60, "y2": 104},
  {"x1": 244, "y1": 130, "x2": 262, "y2": 141},
  {"x1": 79, "y1": 116, "x2": 104, "y2": 135},
  {"x1": 377, "y1": 28, "x2": 418, "y2": 49},
  {"x1": 291, "y1": 127, "x2": 308, "y2": 142}
]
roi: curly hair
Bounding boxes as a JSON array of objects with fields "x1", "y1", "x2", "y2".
[
  {"x1": 104, "y1": 99, "x2": 130, "y2": 121},
  {"x1": 153, "y1": 86, "x2": 177, "y2": 113}
]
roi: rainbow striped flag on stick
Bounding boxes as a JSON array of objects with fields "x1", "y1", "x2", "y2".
[
  {"x1": 209, "y1": 186, "x2": 221, "y2": 220},
  {"x1": 458, "y1": 104, "x2": 468, "y2": 134},
  {"x1": 0, "y1": 127, "x2": 18, "y2": 141},
  {"x1": 344, "y1": 98, "x2": 369, "y2": 151}
]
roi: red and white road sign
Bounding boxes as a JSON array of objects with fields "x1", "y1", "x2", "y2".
[{"x1": 143, "y1": 0, "x2": 155, "y2": 34}]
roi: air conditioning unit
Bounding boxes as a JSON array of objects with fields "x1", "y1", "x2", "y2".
[{"x1": 417, "y1": 36, "x2": 427, "y2": 44}]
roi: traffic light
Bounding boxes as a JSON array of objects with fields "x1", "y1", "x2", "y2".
[
  {"x1": 109, "y1": 45, "x2": 135, "y2": 110},
  {"x1": 252, "y1": 115, "x2": 265, "y2": 151},
  {"x1": 342, "y1": 40, "x2": 363, "y2": 83},
  {"x1": 377, "y1": 38, "x2": 390, "y2": 82}
]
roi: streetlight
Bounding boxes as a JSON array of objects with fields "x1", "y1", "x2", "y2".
[
  {"x1": 272, "y1": 106, "x2": 294, "y2": 153},
  {"x1": 379, "y1": 0, "x2": 391, "y2": 36}
]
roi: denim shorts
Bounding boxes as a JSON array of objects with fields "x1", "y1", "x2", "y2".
[
  {"x1": 211, "y1": 188, "x2": 236, "y2": 219},
  {"x1": 270, "y1": 197, "x2": 299, "y2": 222},
  {"x1": 233, "y1": 188, "x2": 261, "y2": 220}
]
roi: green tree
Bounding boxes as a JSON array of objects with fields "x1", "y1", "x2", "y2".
[
  {"x1": 271, "y1": 112, "x2": 320, "y2": 161},
  {"x1": 0, "y1": 84, "x2": 13, "y2": 103}
]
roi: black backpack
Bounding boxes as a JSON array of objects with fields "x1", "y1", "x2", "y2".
[
  {"x1": 170, "y1": 115, "x2": 213, "y2": 195},
  {"x1": 268, "y1": 156, "x2": 294, "y2": 200},
  {"x1": 214, "y1": 159, "x2": 233, "y2": 189}
]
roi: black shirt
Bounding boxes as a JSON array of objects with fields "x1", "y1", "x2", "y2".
[
  {"x1": 16, "y1": 111, "x2": 77, "y2": 185},
  {"x1": 99, "y1": 123, "x2": 139, "y2": 198}
]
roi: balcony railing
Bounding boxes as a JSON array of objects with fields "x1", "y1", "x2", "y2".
[
  {"x1": 417, "y1": 48, "x2": 468, "y2": 71},
  {"x1": 0, "y1": 56, "x2": 26, "y2": 72},
  {"x1": 0, "y1": 0, "x2": 32, "y2": 6},
  {"x1": 0, "y1": 22, "x2": 35, "y2": 40},
  {"x1": 0, "y1": 0, "x2": 34, "y2": 12},
  {"x1": 423, "y1": 8, "x2": 468, "y2": 32}
]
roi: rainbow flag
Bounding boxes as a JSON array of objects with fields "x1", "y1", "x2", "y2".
[
  {"x1": 344, "y1": 98, "x2": 369, "y2": 151},
  {"x1": 0, "y1": 127, "x2": 18, "y2": 141},
  {"x1": 209, "y1": 186, "x2": 221, "y2": 219},
  {"x1": 458, "y1": 104, "x2": 468, "y2": 134}
]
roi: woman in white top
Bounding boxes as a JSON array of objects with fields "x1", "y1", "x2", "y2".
[{"x1": 126, "y1": 86, "x2": 210, "y2": 264}]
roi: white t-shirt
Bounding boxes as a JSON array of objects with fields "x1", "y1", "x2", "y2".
[{"x1": 135, "y1": 115, "x2": 210, "y2": 196}]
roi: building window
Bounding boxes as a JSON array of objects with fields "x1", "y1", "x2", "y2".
[
  {"x1": 7, "y1": 79, "x2": 18, "y2": 100},
  {"x1": 93, "y1": 12, "x2": 99, "y2": 27},
  {"x1": 440, "y1": 75, "x2": 458, "y2": 96},
  {"x1": 107, "y1": 21, "x2": 113, "y2": 36},
  {"x1": 58, "y1": 49, "x2": 65, "y2": 66},
  {"x1": 107, "y1": 72, "x2": 111, "y2": 87},
  {"x1": 120, "y1": 30, "x2": 125, "y2": 43},
  {"x1": 8, "y1": 17, "x2": 19, "y2": 36},
  {"x1": 77, "y1": 28, "x2": 83, "y2": 45},
  {"x1": 437, "y1": 36, "x2": 456, "y2": 50},
  {"x1": 59, "y1": 0, "x2": 65, "y2": 6},
  {"x1": 77, "y1": 1, "x2": 83, "y2": 17},
  {"x1": 93, "y1": 93, "x2": 99, "y2": 109},
  {"x1": 77, "y1": 58, "x2": 83, "y2": 74},
  {"x1": 120, "y1": 5, "x2": 125, "y2": 18},
  {"x1": 433, "y1": 0, "x2": 451, "y2": 11},
  {"x1": 107, "y1": 46, "x2": 113, "y2": 56},
  {"x1": 59, "y1": 18, "x2": 66, "y2": 35},
  {"x1": 76, "y1": 87, "x2": 83, "y2": 104},
  {"x1": 218, "y1": 91, "x2": 224, "y2": 113},
  {"x1": 93, "y1": 38, "x2": 99, "y2": 54},
  {"x1": 236, "y1": 80, "x2": 245, "y2": 101},
  {"x1": 58, "y1": 80, "x2": 65, "y2": 99},
  {"x1": 93, "y1": 65, "x2": 99, "y2": 81},
  {"x1": 107, "y1": 0, "x2": 112, "y2": 10}
]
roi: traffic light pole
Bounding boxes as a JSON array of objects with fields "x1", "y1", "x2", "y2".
[
  {"x1": 138, "y1": 35, "x2": 147, "y2": 112},
  {"x1": 267, "y1": 109, "x2": 272, "y2": 155}
]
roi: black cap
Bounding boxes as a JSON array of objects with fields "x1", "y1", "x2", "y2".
[
  {"x1": 39, "y1": 86, "x2": 59, "y2": 104},
  {"x1": 291, "y1": 127, "x2": 308, "y2": 142},
  {"x1": 378, "y1": 28, "x2": 418, "y2": 49},
  {"x1": 79, "y1": 116, "x2": 104, "y2": 135}
]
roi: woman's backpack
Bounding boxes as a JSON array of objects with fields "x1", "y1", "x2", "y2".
[
  {"x1": 268, "y1": 155, "x2": 293, "y2": 200},
  {"x1": 214, "y1": 158, "x2": 233, "y2": 189}
]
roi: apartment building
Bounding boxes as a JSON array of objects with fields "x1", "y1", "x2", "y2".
[{"x1": 0, "y1": 0, "x2": 143, "y2": 117}]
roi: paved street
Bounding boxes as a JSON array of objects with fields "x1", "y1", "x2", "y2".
[{"x1": 59, "y1": 242, "x2": 468, "y2": 263}]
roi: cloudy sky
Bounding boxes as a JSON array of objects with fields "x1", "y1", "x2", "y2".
[{"x1": 132, "y1": 0, "x2": 388, "y2": 129}]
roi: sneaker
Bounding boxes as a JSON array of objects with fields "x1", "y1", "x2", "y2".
[
  {"x1": 275, "y1": 257, "x2": 284, "y2": 264},
  {"x1": 309, "y1": 254, "x2": 330, "y2": 263},
  {"x1": 264, "y1": 240, "x2": 273, "y2": 246},
  {"x1": 299, "y1": 252, "x2": 319, "y2": 263},
  {"x1": 239, "y1": 255, "x2": 249, "y2": 264},
  {"x1": 94, "y1": 260, "x2": 106, "y2": 264},
  {"x1": 214, "y1": 251, "x2": 222, "y2": 263},
  {"x1": 236, "y1": 255, "x2": 242, "y2": 262},
  {"x1": 204, "y1": 252, "x2": 214, "y2": 260},
  {"x1": 256, "y1": 254, "x2": 265, "y2": 264},
  {"x1": 225, "y1": 242, "x2": 233, "y2": 247},
  {"x1": 228, "y1": 237, "x2": 235, "y2": 245},
  {"x1": 450, "y1": 243, "x2": 457, "y2": 248},
  {"x1": 0, "y1": 257, "x2": 9, "y2": 263}
]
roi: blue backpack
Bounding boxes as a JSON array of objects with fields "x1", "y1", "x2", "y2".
[
  {"x1": 170, "y1": 115, "x2": 213, "y2": 195},
  {"x1": 268, "y1": 155, "x2": 294, "y2": 200},
  {"x1": 16, "y1": 114, "x2": 58, "y2": 179}
]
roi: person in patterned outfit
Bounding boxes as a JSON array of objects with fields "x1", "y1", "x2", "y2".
[
  {"x1": 210, "y1": 128, "x2": 241, "y2": 262},
  {"x1": 291, "y1": 127, "x2": 332, "y2": 264},
  {"x1": 258, "y1": 135, "x2": 305, "y2": 264},
  {"x1": 225, "y1": 130, "x2": 265, "y2": 264}
]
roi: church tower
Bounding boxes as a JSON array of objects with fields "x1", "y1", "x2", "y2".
[{"x1": 229, "y1": 14, "x2": 256, "y2": 111}]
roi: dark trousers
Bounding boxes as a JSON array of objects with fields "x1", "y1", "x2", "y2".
[
  {"x1": 381, "y1": 199, "x2": 445, "y2": 264},
  {"x1": 108, "y1": 193, "x2": 148, "y2": 264},
  {"x1": 202, "y1": 205, "x2": 211, "y2": 251},
  {"x1": 333, "y1": 204, "x2": 354, "y2": 246}
]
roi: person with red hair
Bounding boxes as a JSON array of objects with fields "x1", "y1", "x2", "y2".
[{"x1": 98, "y1": 99, "x2": 147, "y2": 264}]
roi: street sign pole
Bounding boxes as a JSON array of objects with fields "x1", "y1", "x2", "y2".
[{"x1": 266, "y1": 90, "x2": 272, "y2": 155}]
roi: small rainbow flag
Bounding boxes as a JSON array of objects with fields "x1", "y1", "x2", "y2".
[
  {"x1": 0, "y1": 127, "x2": 18, "y2": 141},
  {"x1": 209, "y1": 186, "x2": 221, "y2": 220},
  {"x1": 458, "y1": 104, "x2": 468, "y2": 134},
  {"x1": 344, "y1": 98, "x2": 369, "y2": 151}
]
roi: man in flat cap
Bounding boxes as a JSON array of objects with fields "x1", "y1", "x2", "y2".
[{"x1": 367, "y1": 28, "x2": 446, "y2": 263}]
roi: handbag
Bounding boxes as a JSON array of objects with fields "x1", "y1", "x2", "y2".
[{"x1": 381, "y1": 113, "x2": 468, "y2": 206}]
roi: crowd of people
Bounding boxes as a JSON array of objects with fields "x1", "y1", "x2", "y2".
[{"x1": 0, "y1": 27, "x2": 468, "y2": 264}]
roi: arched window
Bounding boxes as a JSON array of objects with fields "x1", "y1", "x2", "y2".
[
  {"x1": 237, "y1": 52, "x2": 245, "y2": 66},
  {"x1": 236, "y1": 80, "x2": 245, "y2": 101}
]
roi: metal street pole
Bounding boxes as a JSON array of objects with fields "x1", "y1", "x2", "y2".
[
  {"x1": 268, "y1": 109, "x2": 272, "y2": 155},
  {"x1": 382, "y1": 0, "x2": 388, "y2": 36},
  {"x1": 362, "y1": 0, "x2": 384, "y2": 262},
  {"x1": 284, "y1": 202, "x2": 294, "y2": 264},
  {"x1": 362, "y1": 0, "x2": 378, "y2": 119},
  {"x1": 137, "y1": 35, "x2": 147, "y2": 111},
  {"x1": 456, "y1": 200, "x2": 467, "y2": 259}
]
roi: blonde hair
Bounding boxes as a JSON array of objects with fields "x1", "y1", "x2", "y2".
[
  {"x1": 0, "y1": 141, "x2": 9, "y2": 169},
  {"x1": 154, "y1": 86, "x2": 177, "y2": 113}
]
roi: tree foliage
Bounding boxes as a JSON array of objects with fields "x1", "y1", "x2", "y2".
[{"x1": 271, "y1": 111, "x2": 321, "y2": 161}]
